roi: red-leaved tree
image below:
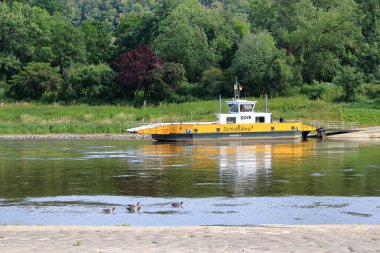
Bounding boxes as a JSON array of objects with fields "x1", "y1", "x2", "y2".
[{"x1": 113, "y1": 45, "x2": 164, "y2": 97}]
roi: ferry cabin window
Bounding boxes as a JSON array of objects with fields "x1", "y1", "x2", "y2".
[
  {"x1": 256, "y1": 117, "x2": 265, "y2": 123},
  {"x1": 240, "y1": 104, "x2": 253, "y2": 112},
  {"x1": 228, "y1": 104, "x2": 239, "y2": 113},
  {"x1": 227, "y1": 117, "x2": 236, "y2": 124}
]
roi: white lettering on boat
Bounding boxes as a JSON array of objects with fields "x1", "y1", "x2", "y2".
[{"x1": 224, "y1": 125, "x2": 252, "y2": 132}]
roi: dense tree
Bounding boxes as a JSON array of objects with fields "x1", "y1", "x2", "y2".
[
  {"x1": 0, "y1": 0, "x2": 378, "y2": 104},
  {"x1": 63, "y1": 0, "x2": 157, "y2": 28},
  {"x1": 0, "y1": 53, "x2": 21, "y2": 81},
  {"x1": 81, "y1": 20, "x2": 114, "y2": 64},
  {"x1": 333, "y1": 66, "x2": 364, "y2": 102},
  {"x1": 1, "y1": 0, "x2": 64, "y2": 14},
  {"x1": 65, "y1": 63, "x2": 116, "y2": 101},
  {"x1": 248, "y1": 0, "x2": 279, "y2": 34},
  {"x1": 114, "y1": 13, "x2": 154, "y2": 54},
  {"x1": 152, "y1": 0, "x2": 235, "y2": 81},
  {"x1": 264, "y1": 51, "x2": 296, "y2": 96},
  {"x1": 50, "y1": 16, "x2": 87, "y2": 72},
  {"x1": 356, "y1": 0, "x2": 380, "y2": 82},
  {"x1": 201, "y1": 67, "x2": 226, "y2": 97},
  {"x1": 112, "y1": 45, "x2": 164, "y2": 97},
  {"x1": 114, "y1": 0, "x2": 183, "y2": 54},
  {"x1": 0, "y1": 2, "x2": 52, "y2": 79},
  {"x1": 6, "y1": 62, "x2": 62, "y2": 101},
  {"x1": 232, "y1": 32, "x2": 277, "y2": 96},
  {"x1": 284, "y1": 0, "x2": 362, "y2": 83},
  {"x1": 145, "y1": 62, "x2": 187, "y2": 104}
]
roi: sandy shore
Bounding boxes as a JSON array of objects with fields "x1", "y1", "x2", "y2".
[
  {"x1": 328, "y1": 126, "x2": 380, "y2": 139},
  {"x1": 0, "y1": 225, "x2": 379, "y2": 252}
]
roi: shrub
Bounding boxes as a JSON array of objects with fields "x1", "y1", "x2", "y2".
[
  {"x1": 300, "y1": 81, "x2": 326, "y2": 100},
  {"x1": 363, "y1": 83, "x2": 380, "y2": 100},
  {"x1": 333, "y1": 67, "x2": 364, "y2": 102},
  {"x1": 6, "y1": 62, "x2": 62, "y2": 101},
  {"x1": 65, "y1": 63, "x2": 116, "y2": 101}
]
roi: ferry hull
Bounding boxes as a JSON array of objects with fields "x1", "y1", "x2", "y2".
[{"x1": 152, "y1": 131, "x2": 302, "y2": 142}]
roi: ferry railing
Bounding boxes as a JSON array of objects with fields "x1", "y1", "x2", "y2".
[{"x1": 301, "y1": 120, "x2": 359, "y2": 130}]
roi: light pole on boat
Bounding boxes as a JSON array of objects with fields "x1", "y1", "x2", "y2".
[{"x1": 234, "y1": 77, "x2": 242, "y2": 100}]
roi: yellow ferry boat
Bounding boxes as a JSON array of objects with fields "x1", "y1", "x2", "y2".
[{"x1": 126, "y1": 84, "x2": 317, "y2": 141}]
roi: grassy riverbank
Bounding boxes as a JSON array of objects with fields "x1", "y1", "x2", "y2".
[{"x1": 0, "y1": 96, "x2": 379, "y2": 134}]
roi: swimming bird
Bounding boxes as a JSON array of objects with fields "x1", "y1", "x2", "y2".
[
  {"x1": 102, "y1": 207, "x2": 116, "y2": 214},
  {"x1": 127, "y1": 202, "x2": 141, "y2": 213},
  {"x1": 171, "y1": 201, "x2": 183, "y2": 208}
]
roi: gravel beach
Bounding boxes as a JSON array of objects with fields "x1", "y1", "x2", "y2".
[{"x1": 0, "y1": 225, "x2": 379, "y2": 252}]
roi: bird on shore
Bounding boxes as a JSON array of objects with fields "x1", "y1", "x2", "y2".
[
  {"x1": 102, "y1": 207, "x2": 116, "y2": 214},
  {"x1": 171, "y1": 201, "x2": 183, "y2": 208},
  {"x1": 127, "y1": 202, "x2": 141, "y2": 213}
]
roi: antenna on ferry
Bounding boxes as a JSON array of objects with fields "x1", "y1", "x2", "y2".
[{"x1": 219, "y1": 94, "x2": 222, "y2": 114}]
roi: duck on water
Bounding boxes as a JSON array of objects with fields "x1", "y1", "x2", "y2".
[
  {"x1": 171, "y1": 201, "x2": 184, "y2": 208},
  {"x1": 102, "y1": 207, "x2": 116, "y2": 214},
  {"x1": 127, "y1": 202, "x2": 141, "y2": 213}
]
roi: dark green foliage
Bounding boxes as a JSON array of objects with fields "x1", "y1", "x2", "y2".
[
  {"x1": 232, "y1": 30, "x2": 299, "y2": 97},
  {"x1": 363, "y1": 83, "x2": 380, "y2": 100},
  {"x1": 265, "y1": 52, "x2": 295, "y2": 96},
  {"x1": 0, "y1": 0, "x2": 378, "y2": 105},
  {"x1": 65, "y1": 64, "x2": 116, "y2": 102},
  {"x1": 152, "y1": 0, "x2": 235, "y2": 81},
  {"x1": 145, "y1": 62, "x2": 187, "y2": 104},
  {"x1": 81, "y1": 21, "x2": 114, "y2": 64},
  {"x1": 114, "y1": 13, "x2": 154, "y2": 54},
  {"x1": 6, "y1": 62, "x2": 62, "y2": 101},
  {"x1": 146, "y1": 65, "x2": 174, "y2": 104},
  {"x1": 0, "y1": 53, "x2": 21, "y2": 80},
  {"x1": 60, "y1": 0, "x2": 158, "y2": 29},
  {"x1": 0, "y1": 2, "x2": 52, "y2": 79},
  {"x1": 283, "y1": 0, "x2": 362, "y2": 83},
  {"x1": 333, "y1": 66, "x2": 364, "y2": 102},
  {"x1": 28, "y1": 0, "x2": 64, "y2": 14},
  {"x1": 248, "y1": 0, "x2": 279, "y2": 34},
  {"x1": 201, "y1": 67, "x2": 226, "y2": 97},
  {"x1": 50, "y1": 17, "x2": 87, "y2": 72},
  {"x1": 301, "y1": 82, "x2": 327, "y2": 100}
]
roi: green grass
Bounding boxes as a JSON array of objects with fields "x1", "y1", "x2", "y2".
[
  {"x1": 0, "y1": 96, "x2": 378, "y2": 134},
  {"x1": 74, "y1": 240, "x2": 82, "y2": 246}
]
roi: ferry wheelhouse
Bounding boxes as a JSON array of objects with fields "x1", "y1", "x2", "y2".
[{"x1": 126, "y1": 84, "x2": 316, "y2": 141}]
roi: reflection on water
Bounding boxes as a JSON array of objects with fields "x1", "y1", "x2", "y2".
[{"x1": 0, "y1": 139, "x2": 379, "y2": 225}]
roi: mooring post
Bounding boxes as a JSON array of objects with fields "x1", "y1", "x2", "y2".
[{"x1": 317, "y1": 127, "x2": 326, "y2": 139}]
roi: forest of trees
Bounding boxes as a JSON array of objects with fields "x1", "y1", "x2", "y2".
[{"x1": 0, "y1": 0, "x2": 379, "y2": 105}]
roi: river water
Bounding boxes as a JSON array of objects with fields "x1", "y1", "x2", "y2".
[{"x1": 0, "y1": 139, "x2": 379, "y2": 225}]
